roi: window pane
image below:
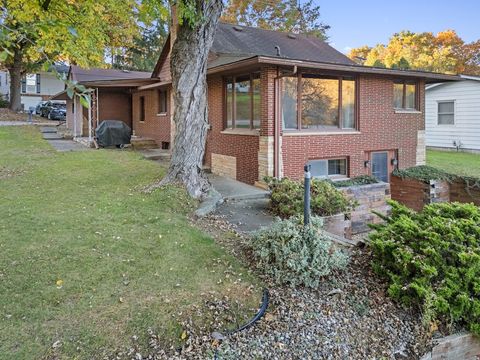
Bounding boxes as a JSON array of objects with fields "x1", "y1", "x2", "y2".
[
  {"x1": 282, "y1": 77, "x2": 298, "y2": 130},
  {"x1": 235, "y1": 75, "x2": 251, "y2": 128},
  {"x1": 328, "y1": 159, "x2": 347, "y2": 176},
  {"x1": 302, "y1": 78, "x2": 339, "y2": 129},
  {"x1": 438, "y1": 114, "x2": 454, "y2": 125},
  {"x1": 158, "y1": 90, "x2": 167, "y2": 113},
  {"x1": 139, "y1": 97, "x2": 145, "y2": 122},
  {"x1": 438, "y1": 101, "x2": 454, "y2": 114},
  {"x1": 405, "y1": 84, "x2": 416, "y2": 109},
  {"x1": 393, "y1": 83, "x2": 403, "y2": 108},
  {"x1": 226, "y1": 80, "x2": 233, "y2": 128},
  {"x1": 26, "y1": 74, "x2": 37, "y2": 93},
  {"x1": 252, "y1": 76, "x2": 261, "y2": 129},
  {"x1": 308, "y1": 160, "x2": 328, "y2": 177},
  {"x1": 342, "y1": 80, "x2": 355, "y2": 129}
]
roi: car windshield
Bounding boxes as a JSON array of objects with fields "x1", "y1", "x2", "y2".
[{"x1": 52, "y1": 104, "x2": 65, "y2": 109}]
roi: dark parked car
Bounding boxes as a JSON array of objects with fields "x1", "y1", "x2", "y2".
[
  {"x1": 35, "y1": 101, "x2": 48, "y2": 115},
  {"x1": 41, "y1": 101, "x2": 66, "y2": 120},
  {"x1": 47, "y1": 104, "x2": 66, "y2": 120}
]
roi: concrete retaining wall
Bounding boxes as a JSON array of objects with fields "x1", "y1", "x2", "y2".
[{"x1": 421, "y1": 333, "x2": 480, "y2": 360}]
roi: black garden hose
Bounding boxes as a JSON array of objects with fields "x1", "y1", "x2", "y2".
[{"x1": 213, "y1": 288, "x2": 270, "y2": 359}]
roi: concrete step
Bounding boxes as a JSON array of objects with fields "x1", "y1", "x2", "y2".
[
  {"x1": 42, "y1": 132, "x2": 63, "y2": 140},
  {"x1": 139, "y1": 148, "x2": 171, "y2": 161},
  {"x1": 40, "y1": 126, "x2": 58, "y2": 133},
  {"x1": 131, "y1": 137, "x2": 158, "y2": 150}
]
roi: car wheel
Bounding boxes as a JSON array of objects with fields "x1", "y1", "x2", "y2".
[{"x1": 47, "y1": 112, "x2": 51, "y2": 120}]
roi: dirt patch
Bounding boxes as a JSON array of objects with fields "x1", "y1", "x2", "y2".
[
  {"x1": 0, "y1": 108, "x2": 49, "y2": 122},
  {"x1": 0, "y1": 166, "x2": 25, "y2": 180}
]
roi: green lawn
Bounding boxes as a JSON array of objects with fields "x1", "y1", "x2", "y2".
[
  {"x1": 427, "y1": 149, "x2": 480, "y2": 178},
  {"x1": 0, "y1": 126, "x2": 260, "y2": 359}
]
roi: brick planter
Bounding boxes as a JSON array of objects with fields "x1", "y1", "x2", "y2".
[
  {"x1": 339, "y1": 182, "x2": 391, "y2": 235},
  {"x1": 322, "y1": 213, "x2": 351, "y2": 239},
  {"x1": 390, "y1": 175, "x2": 450, "y2": 212},
  {"x1": 450, "y1": 179, "x2": 480, "y2": 206}
]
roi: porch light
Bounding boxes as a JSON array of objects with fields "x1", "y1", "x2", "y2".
[
  {"x1": 391, "y1": 158, "x2": 398, "y2": 167},
  {"x1": 364, "y1": 160, "x2": 370, "y2": 168}
]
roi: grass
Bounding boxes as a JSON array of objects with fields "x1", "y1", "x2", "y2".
[
  {"x1": 427, "y1": 149, "x2": 480, "y2": 178},
  {"x1": 0, "y1": 126, "x2": 260, "y2": 359}
]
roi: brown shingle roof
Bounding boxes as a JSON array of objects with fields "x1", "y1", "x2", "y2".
[
  {"x1": 70, "y1": 65, "x2": 152, "y2": 83},
  {"x1": 212, "y1": 23, "x2": 356, "y2": 66}
]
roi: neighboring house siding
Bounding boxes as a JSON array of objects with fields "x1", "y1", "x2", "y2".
[
  {"x1": 132, "y1": 88, "x2": 171, "y2": 145},
  {"x1": 281, "y1": 76, "x2": 425, "y2": 180},
  {"x1": 0, "y1": 70, "x2": 10, "y2": 100},
  {"x1": 21, "y1": 70, "x2": 65, "y2": 110},
  {"x1": 426, "y1": 80, "x2": 480, "y2": 151}
]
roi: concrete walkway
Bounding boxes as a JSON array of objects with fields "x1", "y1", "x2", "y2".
[
  {"x1": 207, "y1": 174, "x2": 273, "y2": 233},
  {"x1": 40, "y1": 126, "x2": 91, "y2": 152},
  {"x1": 208, "y1": 174, "x2": 268, "y2": 200}
]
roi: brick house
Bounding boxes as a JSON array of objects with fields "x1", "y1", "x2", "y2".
[
  {"x1": 130, "y1": 24, "x2": 459, "y2": 185},
  {"x1": 53, "y1": 65, "x2": 156, "y2": 138}
]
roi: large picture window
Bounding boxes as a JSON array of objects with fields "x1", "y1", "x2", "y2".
[
  {"x1": 225, "y1": 73, "x2": 261, "y2": 130},
  {"x1": 157, "y1": 89, "x2": 167, "y2": 114},
  {"x1": 393, "y1": 80, "x2": 417, "y2": 110},
  {"x1": 282, "y1": 74, "x2": 356, "y2": 131}
]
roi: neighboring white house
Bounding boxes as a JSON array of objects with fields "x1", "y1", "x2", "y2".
[
  {"x1": 0, "y1": 65, "x2": 68, "y2": 109},
  {"x1": 20, "y1": 64, "x2": 68, "y2": 110},
  {"x1": 426, "y1": 75, "x2": 480, "y2": 152},
  {"x1": 0, "y1": 70, "x2": 10, "y2": 100}
]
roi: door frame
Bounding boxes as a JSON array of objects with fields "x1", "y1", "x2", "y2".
[{"x1": 368, "y1": 149, "x2": 397, "y2": 182}]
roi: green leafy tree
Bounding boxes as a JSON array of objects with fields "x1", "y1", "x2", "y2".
[
  {"x1": 0, "y1": 0, "x2": 139, "y2": 111},
  {"x1": 222, "y1": 0, "x2": 329, "y2": 39}
]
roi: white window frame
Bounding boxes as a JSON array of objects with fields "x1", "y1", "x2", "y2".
[
  {"x1": 437, "y1": 100, "x2": 455, "y2": 126},
  {"x1": 24, "y1": 74, "x2": 38, "y2": 94},
  {"x1": 308, "y1": 158, "x2": 348, "y2": 179}
]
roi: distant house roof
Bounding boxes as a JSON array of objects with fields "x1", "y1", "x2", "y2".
[
  {"x1": 69, "y1": 65, "x2": 152, "y2": 83},
  {"x1": 211, "y1": 23, "x2": 356, "y2": 66},
  {"x1": 426, "y1": 74, "x2": 479, "y2": 91},
  {"x1": 52, "y1": 64, "x2": 69, "y2": 74}
]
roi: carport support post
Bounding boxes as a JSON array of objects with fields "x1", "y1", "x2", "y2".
[
  {"x1": 304, "y1": 164, "x2": 311, "y2": 226},
  {"x1": 88, "y1": 96, "x2": 92, "y2": 145}
]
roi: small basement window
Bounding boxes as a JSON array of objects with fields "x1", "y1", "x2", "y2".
[
  {"x1": 437, "y1": 101, "x2": 455, "y2": 125},
  {"x1": 308, "y1": 158, "x2": 347, "y2": 178}
]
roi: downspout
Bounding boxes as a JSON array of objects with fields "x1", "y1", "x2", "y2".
[
  {"x1": 273, "y1": 65, "x2": 297, "y2": 178},
  {"x1": 96, "y1": 88, "x2": 99, "y2": 132}
]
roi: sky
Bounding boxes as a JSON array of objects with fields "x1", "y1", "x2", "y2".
[{"x1": 317, "y1": 0, "x2": 480, "y2": 53}]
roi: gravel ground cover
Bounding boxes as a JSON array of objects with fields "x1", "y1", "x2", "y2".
[{"x1": 121, "y1": 216, "x2": 432, "y2": 360}]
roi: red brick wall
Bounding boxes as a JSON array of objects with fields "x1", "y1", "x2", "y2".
[
  {"x1": 98, "y1": 89, "x2": 132, "y2": 128},
  {"x1": 281, "y1": 75, "x2": 425, "y2": 180},
  {"x1": 131, "y1": 88, "x2": 171, "y2": 146},
  {"x1": 205, "y1": 75, "x2": 260, "y2": 185}
]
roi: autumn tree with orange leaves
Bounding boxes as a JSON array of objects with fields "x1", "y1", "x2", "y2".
[{"x1": 348, "y1": 30, "x2": 480, "y2": 75}]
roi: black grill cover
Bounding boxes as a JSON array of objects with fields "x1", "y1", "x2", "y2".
[{"x1": 95, "y1": 120, "x2": 131, "y2": 147}]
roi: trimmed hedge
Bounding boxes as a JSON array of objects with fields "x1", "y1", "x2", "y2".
[{"x1": 369, "y1": 200, "x2": 480, "y2": 334}]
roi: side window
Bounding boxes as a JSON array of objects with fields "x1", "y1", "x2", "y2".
[
  {"x1": 139, "y1": 96, "x2": 145, "y2": 122},
  {"x1": 158, "y1": 89, "x2": 167, "y2": 114},
  {"x1": 437, "y1": 101, "x2": 454, "y2": 125}
]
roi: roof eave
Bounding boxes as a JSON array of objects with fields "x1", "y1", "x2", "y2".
[
  {"x1": 207, "y1": 56, "x2": 260, "y2": 75},
  {"x1": 256, "y1": 56, "x2": 462, "y2": 82}
]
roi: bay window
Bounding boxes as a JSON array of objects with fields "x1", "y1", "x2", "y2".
[
  {"x1": 225, "y1": 73, "x2": 261, "y2": 130},
  {"x1": 281, "y1": 74, "x2": 356, "y2": 131}
]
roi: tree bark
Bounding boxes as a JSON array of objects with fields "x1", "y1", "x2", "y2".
[
  {"x1": 150, "y1": 0, "x2": 224, "y2": 199},
  {"x1": 8, "y1": 48, "x2": 23, "y2": 112}
]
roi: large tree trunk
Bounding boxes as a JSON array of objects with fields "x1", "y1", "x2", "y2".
[
  {"x1": 8, "y1": 48, "x2": 23, "y2": 112},
  {"x1": 151, "y1": 0, "x2": 224, "y2": 199}
]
